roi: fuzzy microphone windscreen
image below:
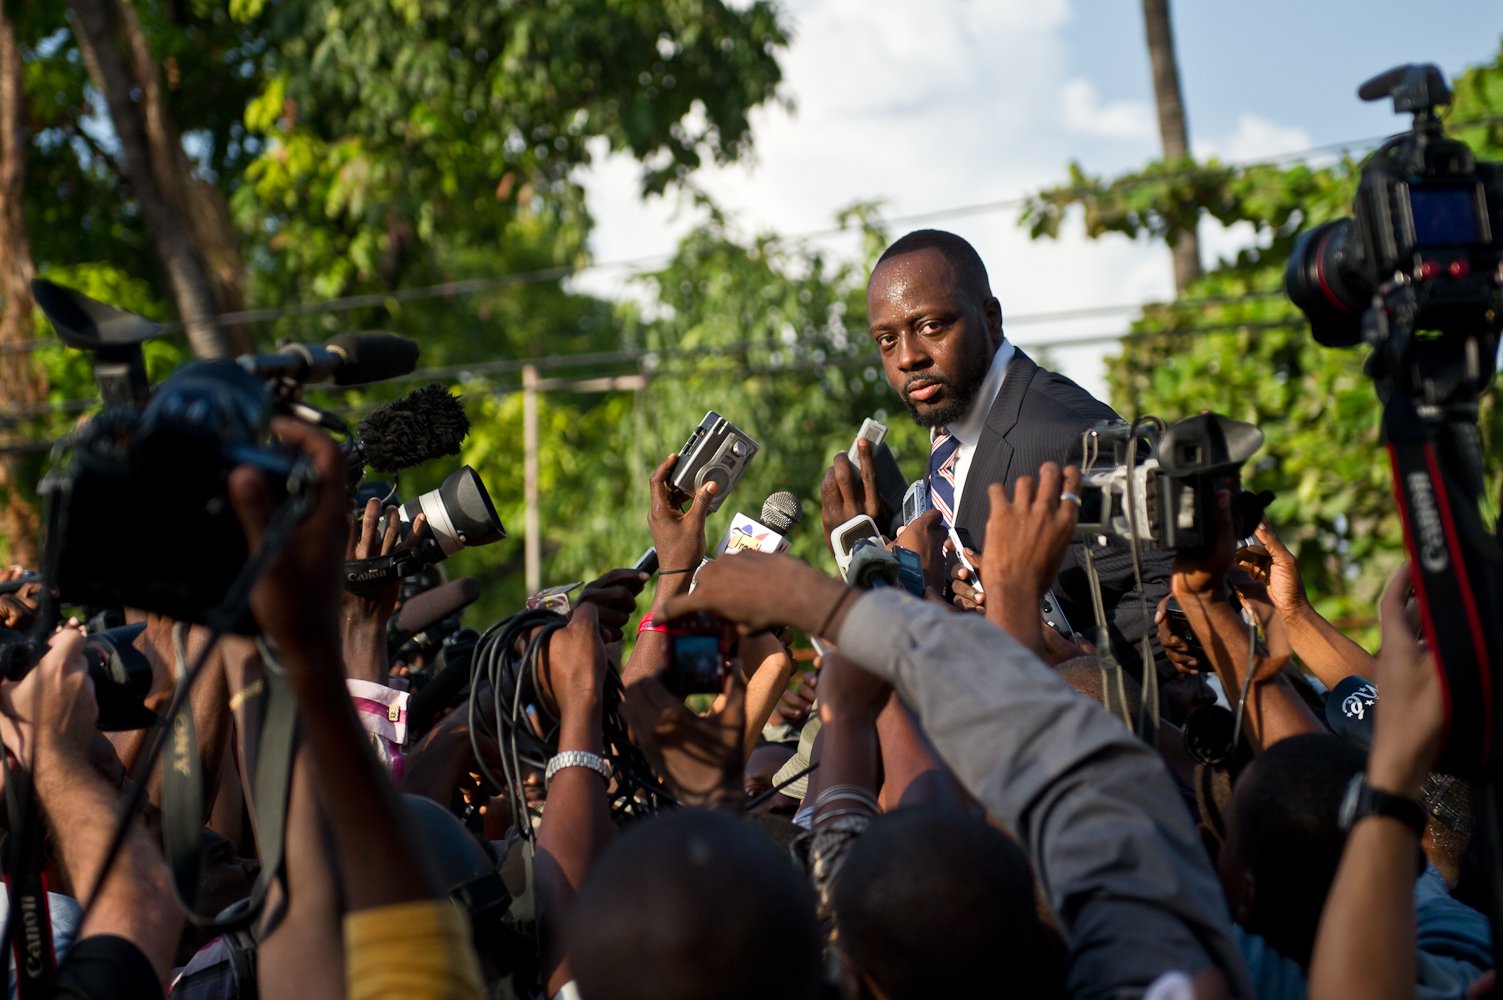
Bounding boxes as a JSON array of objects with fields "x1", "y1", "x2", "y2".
[{"x1": 358, "y1": 383, "x2": 471, "y2": 472}]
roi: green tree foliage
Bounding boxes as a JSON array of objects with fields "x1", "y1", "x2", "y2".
[
  {"x1": 435, "y1": 206, "x2": 906, "y2": 626},
  {"x1": 1021, "y1": 43, "x2": 1503, "y2": 640}
]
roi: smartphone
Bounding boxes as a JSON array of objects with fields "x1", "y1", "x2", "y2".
[
  {"x1": 665, "y1": 611, "x2": 732, "y2": 696},
  {"x1": 1039, "y1": 588, "x2": 1073, "y2": 640},
  {"x1": 946, "y1": 524, "x2": 985, "y2": 597},
  {"x1": 634, "y1": 547, "x2": 660, "y2": 575}
]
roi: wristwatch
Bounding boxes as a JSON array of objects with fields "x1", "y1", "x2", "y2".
[{"x1": 1338, "y1": 774, "x2": 1425, "y2": 836}]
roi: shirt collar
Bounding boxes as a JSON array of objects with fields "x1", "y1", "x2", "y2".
[{"x1": 936, "y1": 338, "x2": 1013, "y2": 449}]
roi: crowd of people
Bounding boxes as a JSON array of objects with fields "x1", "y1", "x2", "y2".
[{"x1": 0, "y1": 229, "x2": 1493, "y2": 999}]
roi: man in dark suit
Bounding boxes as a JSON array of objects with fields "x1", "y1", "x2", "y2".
[{"x1": 822, "y1": 228, "x2": 1167, "y2": 677}]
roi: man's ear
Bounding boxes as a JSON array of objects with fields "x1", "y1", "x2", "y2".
[{"x1": 983, "y1": 296, "x2": 1004, "y2": 348}]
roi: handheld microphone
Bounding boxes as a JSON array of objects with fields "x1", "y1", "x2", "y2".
[
  {"x1": 239, "y1": 331, "x2": 420, "y2": 386},
  {"x1": 760, "y1": 491, "x2": 803, "y2": 535},
  {"x1": 715, "y1": 491, "x2": 804, "y2": 556}
]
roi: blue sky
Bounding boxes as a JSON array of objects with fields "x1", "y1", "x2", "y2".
[{"x1": 576, "y1": 1, "x2": 1503, "y2": 397}]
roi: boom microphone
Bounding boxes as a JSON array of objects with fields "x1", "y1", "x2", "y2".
[
  {"x1": 358, "y1": 383, "x2": 471, "y2": 472},
  {"x1": 239, "y1": 331, "x2": 420, "y2": 386},
  {"x1": 397, "y1": 577, "x2": 481, "y2": 634}
]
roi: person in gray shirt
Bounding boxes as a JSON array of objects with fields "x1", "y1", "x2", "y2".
[{"x1": 664, "y1": 551, "x2": 1252, "y2": 1000}]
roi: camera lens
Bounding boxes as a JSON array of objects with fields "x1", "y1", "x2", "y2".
[
  {"x1": 402, "y1": 466, "x2": 506, "y2": 559},
  {"x1": 1285, "y1": 220, "x2": 1371, "y2": 348}
]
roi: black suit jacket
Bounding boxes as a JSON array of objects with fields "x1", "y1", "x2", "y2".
[{"x1": 951, "y1": 348, "x2": 1170, "y2": 679}]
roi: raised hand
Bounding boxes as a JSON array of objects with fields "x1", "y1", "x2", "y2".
[{"x1": 819, "y1": 438, "x2": 885, "y2": 550}]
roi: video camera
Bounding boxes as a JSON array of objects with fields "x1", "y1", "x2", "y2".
[
  {"x1": 33, "y1": 281, "x2": 425, "y2": 632},
  {"x1": 1073, "y1": 412, "x2": 1268, "y2": 556}
]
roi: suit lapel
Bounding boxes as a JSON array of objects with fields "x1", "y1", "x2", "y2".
[{"x1": 956, "y1": 349, "x2": 1039, "y2": 543}]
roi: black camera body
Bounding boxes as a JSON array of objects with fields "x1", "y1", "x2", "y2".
[
  {"x1": 1073, "y1": 413, "x2": 1266, "y2": 556},
  {"x1": 0, "y1": 624, "x2": 156, "y2": 730},
  {"x1": 1287, "y1": 64, "x2": 1503, "y2": 351},
  {"x1": 44, "y1": 361, "x2": 312, "y2": 633}
]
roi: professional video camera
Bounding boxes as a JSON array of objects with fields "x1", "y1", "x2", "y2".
[
  {"x1": 33, "y1": 281, "x2": 422, "y2": 633},
  {"x1": 1286, "y1": 64, "x2": 1503, "y2": 776},
  {"x1": 1073, "y1": 412, "x2": 1269, "y2": 556}
]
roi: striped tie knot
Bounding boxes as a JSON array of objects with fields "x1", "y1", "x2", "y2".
[{"x1": 928, "y1": 429, "x2": 960, "y2": 527}]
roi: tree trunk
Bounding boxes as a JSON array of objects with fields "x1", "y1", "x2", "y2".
[
  {"x1": 1141, "y1": 0, "x2": 1202, "y2": 293},
  {"x1": 0, "y1": 7, "x2": 45, "y2": 567},
  {"x1": 113, "y1": 0, "x2": 251, "y2": 351},
  {"x1": 67, "y1": 0, "x2": 244, "y2": 359}
]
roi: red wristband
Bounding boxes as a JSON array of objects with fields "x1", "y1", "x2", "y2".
[{"x1": 637, "y1": 612, "x2": 670, "y2": 636}]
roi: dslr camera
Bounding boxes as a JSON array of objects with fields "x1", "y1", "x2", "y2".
[
  {"x1": 1287, "y1": 64, "x2": 1503, "y2": 352},
  {"x1": 668, "y1": 411, "x2": 758, "y2": 514},
  {"x1": 0, "y1": 624, "x2": 157, "y2": 731},
  {"x1": 1073, "y1": 412, "x2": 1267, "y2": 555}
]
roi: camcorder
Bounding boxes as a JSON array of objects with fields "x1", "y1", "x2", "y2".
[
  {"x1": 33, "y1": 280, "x2": 424, "y2": 633},
  {"x1": 0, "y1": 624, "x2": 157, "y2": 731},
  {"x1": 669, "y1": 411, "x2": 758, "y2": 514},
  {"x1": 1073, "y1": 412, "x2": 1270, "y2": 557},
  {"x1": 1287, "y1": 65, "x2": 1503, "y2": 775},
  {"x1": 43, "y1": 360, "x2": 317, "y2": 634}
]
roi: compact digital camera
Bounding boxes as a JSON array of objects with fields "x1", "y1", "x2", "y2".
[{"x1": 668, "y1": 411, "x2": 758, "y2": 514}]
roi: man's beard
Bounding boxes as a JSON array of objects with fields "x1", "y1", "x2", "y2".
[{"x1": 903, "y1": 365, "x2": 988, "y2": 429}]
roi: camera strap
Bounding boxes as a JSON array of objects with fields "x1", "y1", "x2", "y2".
[
  {"x1": 161, "y1": 631, "x2": 298, "y2": 931},
  {"x1": 1, "y1": 762, "x2": 57, "y2": 999},
  {"x1": 344, "y1": 550, "x2": 423, "y2": 597},
  {"x1": 1083, "y1": 547, "x2": 1135, "y2": 735},
  {"x1": 1382, "y1": 388, "x2": 1503, "y2": 773}
]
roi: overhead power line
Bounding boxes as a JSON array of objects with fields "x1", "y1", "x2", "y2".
[{"x1": 23, "y1": 114, "x2": 1503, "y2": 358}]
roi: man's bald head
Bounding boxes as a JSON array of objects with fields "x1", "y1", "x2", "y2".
[{"x1": 565, "y1": 809, "x2": 822, "y2": 1000}]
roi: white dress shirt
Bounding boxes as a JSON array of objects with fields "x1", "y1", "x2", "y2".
[{"x1": 936, "y1": 339, "x2": 1014, "y2": 521}]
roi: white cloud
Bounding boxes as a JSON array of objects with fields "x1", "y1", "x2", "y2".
[
  {"x1": 1195, "y1": 113, "x2": 1313, "y2": 164},
  {"x1": 1059, "y1": 78, "x2": 1156, "y2": 140},
  {"x1": 573, "y1": 0, "x2": 1174, "y2": 400}
]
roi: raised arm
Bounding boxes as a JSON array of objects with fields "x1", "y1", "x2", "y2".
[
  {"x1": 0, "y1": 629, "x2": 183, "y2": 988},
  {"x1": 664, "y1": 552, "x2": 1253, "y2": 999}
]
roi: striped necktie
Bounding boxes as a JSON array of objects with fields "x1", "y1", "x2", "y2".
[{"x1": 927, "y1": 429, "x2": 960, "y2": 527}]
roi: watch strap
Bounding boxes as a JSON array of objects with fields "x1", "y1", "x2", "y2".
[{"x1": 1340, "y1": 775, "x2": 1426, "y2": 836}]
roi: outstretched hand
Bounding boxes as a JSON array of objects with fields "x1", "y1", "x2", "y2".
[
  {"x1": 575, "y1": 568, "x2": 650, "y2": 645},
  {"x1": 648, "y1": 453, "x2": 717, "y2": 574},
  {"x1": 0, "y1": 627, "x2": 96, "y2": 763},
  {"x1": 1368, "y1": 564, "x2": 1443, "y2": 796},
  {"x1": 979, "y1": 463, "x2": 1081, "y2": 605},
  {"x1": 622, "y1": 662, "x2": 746, "y2": 808},
  {"x1": 819, "y1": 438, "x2": 886, "y2": 550},
  {"x1": 660, "y1": 552, "x2": 852, "y2": 640},
  {"x1": 228, "y1": 418, "x2": 348, "y2": 651},
  {"x1": 978, "y1": 463, "x2": 1081, "y2": 653}
]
